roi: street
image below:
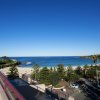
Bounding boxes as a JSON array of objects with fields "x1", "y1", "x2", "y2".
[{"x1": 80, "y1": 78, "x2": 100, "y2": 100}]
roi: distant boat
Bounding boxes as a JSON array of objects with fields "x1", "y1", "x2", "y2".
[
  {"x1": 26, "y1": 62, "x2": 31, "y2": 65},
  {"x1": 11, "y1": 59, "x2": 17, "y2": 62}
]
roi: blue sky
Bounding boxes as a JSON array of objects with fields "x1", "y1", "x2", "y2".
[{"x1": 0, "y1": 0, "x2": 100, "y2": 56}]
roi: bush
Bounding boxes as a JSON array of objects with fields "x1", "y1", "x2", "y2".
[{"x1": 8, "y1": 66, "x2": 19, "y2": 79}]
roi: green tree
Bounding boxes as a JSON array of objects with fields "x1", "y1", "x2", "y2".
[
  {"x1": 50, "y1": 67, "x2": 53, "y2": 72},
  {"x1": 71, "y1": 73, "x2": 80, "y2": 82},
  {"x1": 39, "y1": 67, "x2": 50, "y2": 85},
  {"x1": 0, "y1": 56, "x2": 21, "y2": 68},
  {"x1": 49, "y1": 72, "x2": 60, "y2": 86},
  {"x1": 8, "y1": 65, "x2": 19, "y2": 79},
  {"x1": 90, "y1": 55, "x2": 98, "y2": 65},
  {"x1": 66, "y1": 65, "x2": 74, "y2": 83},
  {"x1": 1, "y1": 56, "x2": 11, "y2": 62},
  {"x1": 75, "y1": 66, "x2": 83, "y2": 77},
  {"x1": 54, "y1": 67, "x2": 56, "y2": 72},
  {"x1": 90, "y1": 55, "x2": 99, "y2": 83},
  {"x1": 86, "y1": 67, "x2": 96, "y2": 79},
  {"x1": 57, "y1": 64, "x2": 65, "y2": 79},
  {"x1": 83, "y1": 64, "x2": 90, "y2": 77},
  {"x1": 30, "y1": 72, "x2": 35, "y2": 79},
  {"x1": 33, "y1": 64, "x2": 40, "y2": 80},
  {"x1": 0, "y1": 65, "x2": 3, "y2": 69}
]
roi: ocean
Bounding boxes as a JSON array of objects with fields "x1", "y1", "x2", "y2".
[{"x1": 10, "y1": 56, "x2": 100, "y2": 67}]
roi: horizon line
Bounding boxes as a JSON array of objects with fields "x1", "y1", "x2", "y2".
[{"x1": 0, "y1": 55, "x2": 94, "y2": 57}]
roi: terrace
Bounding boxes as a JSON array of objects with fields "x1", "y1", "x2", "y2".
[{"x1": 0, "y1": 72, "x2": 52, "y2": 100}]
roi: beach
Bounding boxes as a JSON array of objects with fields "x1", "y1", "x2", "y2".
[
  {"x1": 0, "y1": 67, "x2": 33, "y2": 77},
  {"x1": 0, "y1": 65, "x2": 84, "y2": 77}
]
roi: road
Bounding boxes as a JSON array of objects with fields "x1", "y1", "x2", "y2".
[{"x1": 80, "y1": 78, "x2": 100, "y2": 100}]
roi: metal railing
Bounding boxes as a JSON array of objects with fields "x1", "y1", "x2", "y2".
[
  {"x1": 0, "y1": 72, "x2": 25, "y2": 100},
  {"x1": 30, "y1": 84, "x2": 45, "y2": 93}
]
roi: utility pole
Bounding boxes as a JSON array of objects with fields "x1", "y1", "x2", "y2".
[{"x1": 97, "y1": 70, "x2": 100, "y2": 86}]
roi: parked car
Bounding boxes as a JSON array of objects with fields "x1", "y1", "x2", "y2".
[
  {"x1": 70, "y1": 83, "x2": 79, "y2": 89},
  {"x1": 97, "y1": 84, "x2": 100, "y2": 88}
]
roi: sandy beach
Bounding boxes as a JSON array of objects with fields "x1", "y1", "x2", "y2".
[
  {"x1": 0, "y1": 67, "x2": 33, "y2": 77},
  {"x1": 0, "y1": 65, "x2": 84, "y2": 77}
]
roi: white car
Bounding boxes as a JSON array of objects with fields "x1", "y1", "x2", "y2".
[
  {"x1": 97, "y1": 84, "x2": 100, "y2": 88},
  {"x1": 71, "y1": 84, "x2": 79, "y2": 89}
]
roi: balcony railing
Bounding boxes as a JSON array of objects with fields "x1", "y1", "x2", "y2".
[{"x1": 0, "y1": 72, "x2": 25, "y2": 100}]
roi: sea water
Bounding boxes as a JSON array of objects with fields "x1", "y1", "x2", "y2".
[{"x1": 10, "y1": 56, "x2": 100, "y2": 67}]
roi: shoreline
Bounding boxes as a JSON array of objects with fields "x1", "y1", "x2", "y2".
[
  {"x1": 0, "y1": 63, "x2": 100, "y2": 77},
  {"x1": 0, "y1": 66, "x2": 77, "y2": 76},
  {"x1": 19, "y1": 62, "x2": 100, "y2": 68},
  {"x1": 0, "y1": 67, "x2": 33, "y2": 77}
]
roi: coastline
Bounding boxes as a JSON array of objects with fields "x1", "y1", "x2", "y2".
[
  {"x1": 0, "y1": 63, "x2": 99, "y2": 77},
  {"x1": 0, "y1": 65, "x2": 81, "y2": 76}
]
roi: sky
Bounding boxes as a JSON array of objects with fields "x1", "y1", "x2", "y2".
[{"x1": 0, "y1": 0, "x2": 100, "y2": 56}]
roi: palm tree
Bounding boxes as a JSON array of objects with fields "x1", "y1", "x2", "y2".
[
  {"x1": 90, "y1": 55, "x2": 99, "y2": 84},
  {"x1": 90, "y1": 55, "x2": 98, "y2": 65},
  {"x1": 33, "y1": 64, "x2": 40, "y2": 80}
]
